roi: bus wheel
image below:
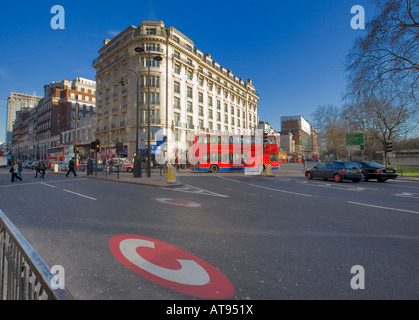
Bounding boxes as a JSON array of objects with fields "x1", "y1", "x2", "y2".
[{"x1": 210, "y1": 165, "x2": 219, "y2": 173}]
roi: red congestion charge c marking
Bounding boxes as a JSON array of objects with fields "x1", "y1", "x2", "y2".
[{"x1": 109, "y1": 235, "x2": 234, "y2": 299}]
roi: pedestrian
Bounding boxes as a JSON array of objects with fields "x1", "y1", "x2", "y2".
[
  {"x1": 17, "y1": 159, "x2": 23, "y2": 180},
  {"x1": 65, "y1": 157, "x2": 77, "y2": 177},
  {"x1": 11, "y1": 160, "x2": 22, "y2": 182},
  {"x1": 109, "y1": 158, "x2": 114, "y2": 174},
  {"x1": 87, "y1": 157, "x2": 93, "y2": 176},
  {"x1": 40, "y1": 161, "x2": 46, "y2": 179},
  {"x1": 35, "y1": 161, "x2": 40, "y2": 178}
]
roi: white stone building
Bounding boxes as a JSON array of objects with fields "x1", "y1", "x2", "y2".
[{"x1": 92, "y1": 20, "x2": 259, "y2": 161}]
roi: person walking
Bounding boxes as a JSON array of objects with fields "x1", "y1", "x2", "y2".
[
  {"x1": 35, "y1": 161, "x2": 41, "y2": 178},
  {"x1": 65, "y1": 157, "x2": 77, "y2": 177},
  {"x1": 40, "y1": 161, "x2": 46, "y2": 179},
  {"x1": 11, "y1": 160, "x2": 22, "y2": 182},
  {"x1": 87, "y1": 157, "x2": 93, "y2": 176},
  {"x1": 109, "y1": 158, "x2": 114, "y2": 175},
  {"x1": 17, "y1": 159, "x2": 23, "y2": 180}
]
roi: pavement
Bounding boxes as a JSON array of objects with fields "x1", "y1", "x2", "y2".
[{"x1": 51, "y1": 168, "x2": 183, "y2": 187}]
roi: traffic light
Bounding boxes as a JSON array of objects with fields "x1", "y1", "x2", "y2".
[
  {"x1": 386, "y1": 141, "x2": 393, "y2": 153},
  {"x1": 95, "y1": 139, "x2": 100, "y2": 152},
  {"x1": 263, "y1": 133, "x2": 268, "y2": 146},
  {"x1": 75, "y1": 146, "x2": 80, "y2": 153},
  {"x1": 90, "y1": 141, "x2": 96, "y2": 150}
]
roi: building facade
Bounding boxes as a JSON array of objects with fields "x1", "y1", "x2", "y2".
[
  {"x1": 10, "y1": 78, "x2": 96, "y2": 160},
  {"x1": 92, "y1": 20, "x2": 259, "y2": 161},
  {"x1": 6, "y1": 92, "x2": 42, "y2": 150},
  {"x1": 280, "y1": 115, "x2": 319, "y2": 158}
]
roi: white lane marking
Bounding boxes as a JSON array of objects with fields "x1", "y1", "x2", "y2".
[
  {"x1": 40, "y1": 182, "x2": 56, "y2": 188},
  {"x1": 0, "y1": 178, "x2": 88, "y2": 188},
  {"x1": 248, "y1": 184, "x2": 312, "y2": 197},
  {"x1": 348, "y1": 201, "x2": 419, "y2": 215},
  {"x1": 63, "y1": 189, "x2": 97, "y2": 201},
  {"x1": 394, "y1": 192, "x2": 419, "y2": 199},
  {"x1": 216, "y1": 176, "x2": 241, "y2": 183},
  {"x1": 172, "y1": 184, "x2": 229, "y2": 198}
]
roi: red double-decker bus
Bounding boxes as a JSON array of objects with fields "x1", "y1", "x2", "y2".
[
  {"x1": 190, "y1": 134, "x2": 280, "y2": 173},
  {"x1": 47, "y1": 145, "x2": 74, "y2": 164}
]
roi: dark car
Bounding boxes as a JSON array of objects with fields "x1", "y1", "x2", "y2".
[
  {"x1": 305, "y1": 161, "x2": 363, "y2": 183},
  {"x1": 353, "y1": 161, "x2": 398, "y2": 182}
]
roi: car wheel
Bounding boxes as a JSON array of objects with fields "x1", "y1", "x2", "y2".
[
  {"x1": 306, "y1": 172, "x2": 313, "y2": 180},
  {"x1": 333, "y1": 174, "x2": 342, "y2": 183},
  {"x1": 210, "y1": 164, "x2": 219, "y2": 173},
  {"x1": 377, "y1": 177, "x2": 387, "y2": 182},
  {"x1": 127, "y1": 168, "x2": 133, "y2": 173},
  {"x1": 362, "y1": 173, "x2": 368, "y2": 181}
]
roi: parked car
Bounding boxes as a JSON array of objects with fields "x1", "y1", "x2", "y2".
[
  {"x1": 109, "y1": 158, "x2": 133, "y2": 172},
  {"x1": 305, "y1": 161, "x2": 363, "y2": 183},
  {"x1": 353, "y1": 161, "x2": 398, "y2": 182}
]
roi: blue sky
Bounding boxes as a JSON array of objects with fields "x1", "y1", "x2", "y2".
[{"x1": 0, "y1": 0, "x2": 376, "y2": 143}]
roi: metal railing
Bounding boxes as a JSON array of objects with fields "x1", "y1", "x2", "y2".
[{"x1": 0, "y1": 209, "x2": 73, "y2": 300}]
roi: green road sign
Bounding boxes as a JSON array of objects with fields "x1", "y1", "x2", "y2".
[{"x1": 346, "y1": 133, "x2": 365, "y2": 151}]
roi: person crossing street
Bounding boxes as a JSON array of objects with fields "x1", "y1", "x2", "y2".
[{"x1": 65, "y1": 157, "x2": 77, "y2": 177}]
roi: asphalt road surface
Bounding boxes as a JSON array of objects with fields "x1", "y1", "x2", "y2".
[{"x1": 0, "y1": 166, "x2": 418, "y2": 300}]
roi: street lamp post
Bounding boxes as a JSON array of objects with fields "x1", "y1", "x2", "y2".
[
  {"x1": 134, "y1": 47, "x2": 162, "y2": 178},
  {"x1": 120, "y1": 70, "x2": 141, "y2": 178}
]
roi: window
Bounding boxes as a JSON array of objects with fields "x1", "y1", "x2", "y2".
[
  {"x1": 187, "y1": 87, "x2": 193, "y2": 98},
  {"x1": 174, "y1": 97, "x2": 180, "y2": 109},
  {"x1": 174, "y1": 81, "x2": 180, "y2": 93},
  {"x1": 187, "y1": 101, "x2": 193, "y2": 113},
  {"x1": 146, "y1": 28, "x2": 156, "y2": 34},
  {"x1": 144, "y1": 76, "x2": 160, "y2": 88},
  {"x1": 174, "y1": 113, "x2": 180, "y2": 126},
  {"x1": 198, "y1": 93, "x2": 203, "y2": 103},
  {"x1": 187, "y1": 116, "x2": 193, "y2": 128},
  {"x1": 174, "y1": 64, "x2": 180, "y2": 74},
  {"x1": 141, "y1": 57, "x2": 160, "y2": 68},
  {"x1": 187, "y1": 70, "x2": 193, "y2": 81},
  {"x1": 199, "y1": 106, "x2": 203, "y2": 116},
  {"x1": 208, "y1": 96, "x2": 213, "y2": 107}
]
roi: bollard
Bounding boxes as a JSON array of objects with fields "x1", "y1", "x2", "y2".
[
  {"x1": 168, "y1": 164, "x2": 176, "y2": 183},
  {"x1": 267, "y1": 164, "x2": 272, "y2": 175}
]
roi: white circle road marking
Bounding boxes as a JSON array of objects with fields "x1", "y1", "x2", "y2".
[{"x1": 152, "y1": 198, "x2": 209, "y2": 209}]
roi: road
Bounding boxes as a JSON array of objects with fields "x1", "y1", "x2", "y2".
[{"x1": 0, "y1": 165, "x2": 418, "y2": 300}]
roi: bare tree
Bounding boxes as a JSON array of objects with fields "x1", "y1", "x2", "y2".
[
  {"x1": 346, "y1": 0, "x2": 419, "y2": 98},
  {"x1": 343, "y1": 92, "x2": 416, "y2": 164},
  {"x1": 311, "y1": 105, "x2": 347, "y2": 159}
]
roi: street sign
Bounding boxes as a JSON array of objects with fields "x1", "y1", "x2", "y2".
[
  {"x1": 346, "y1": 133, "x2": 365, "y2": 151},
  {"x1": 138, "y1": 132, "x2": 146, "y2": 150}
]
